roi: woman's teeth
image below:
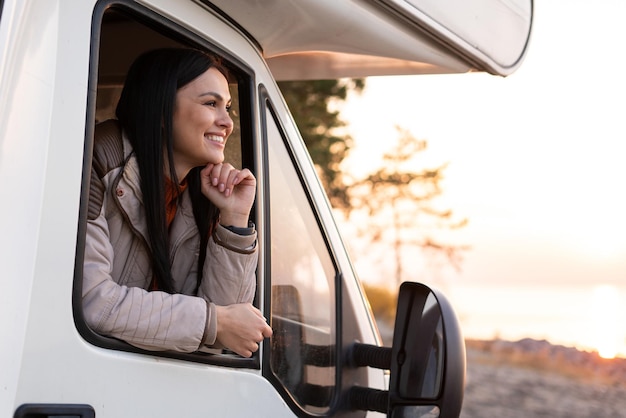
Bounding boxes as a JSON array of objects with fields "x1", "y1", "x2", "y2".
[{"x1": 206, "y1": 134, "x2": 224, "y2": 144}]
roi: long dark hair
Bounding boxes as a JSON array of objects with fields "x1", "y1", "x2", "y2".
[{"x1": 116, "y1": 48, "x2": 227, "y2": 293}]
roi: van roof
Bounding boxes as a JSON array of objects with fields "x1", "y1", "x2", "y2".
[{"x1": 206, "y1": 0, "x2": 533, "y2": 79}]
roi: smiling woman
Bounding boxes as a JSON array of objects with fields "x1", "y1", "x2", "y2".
[{"x1": 82, "y1": 47, "x2": 271, "y2": 357}]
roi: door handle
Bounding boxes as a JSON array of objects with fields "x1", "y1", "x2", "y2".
[{"x1": 14, "y1": 404, "x2": 95, "y2": 418}]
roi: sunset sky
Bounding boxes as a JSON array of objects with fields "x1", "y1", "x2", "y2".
[{"x1": 337, "y1": 0, "x2": 626, "y2": 357}]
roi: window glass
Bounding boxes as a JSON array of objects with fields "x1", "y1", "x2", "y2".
[{"x1": 266, "y1": 105, "x2": 337, "y2": 413}]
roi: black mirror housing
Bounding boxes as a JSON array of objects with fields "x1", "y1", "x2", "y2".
[{"x1": 389, "y1": 282, "x2": 466, "y2": 418}]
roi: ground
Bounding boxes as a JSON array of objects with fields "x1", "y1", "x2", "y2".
[{"x1": 461, "y1": 340, "x2": 626, "y2": 418}]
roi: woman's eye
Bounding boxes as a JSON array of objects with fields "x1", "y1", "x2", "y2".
[
  {"x1": 225, "y1": 105, "x2": 232, "y2": 113},
  {"x1": 204, "y1": 100, "x2": 217, "y2": 107}
]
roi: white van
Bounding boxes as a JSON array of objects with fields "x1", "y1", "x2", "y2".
[{"x1": 0, "y1": 1, "x2": 532, "y2": 417}]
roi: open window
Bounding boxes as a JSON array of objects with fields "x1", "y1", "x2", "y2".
[{"x1": 73, "y1": 1, "x2": 258, "y2": 367}]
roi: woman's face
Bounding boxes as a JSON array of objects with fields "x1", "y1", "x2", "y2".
[{"x1": 171, "y1": 67, "x2": 233, "y2": 179}]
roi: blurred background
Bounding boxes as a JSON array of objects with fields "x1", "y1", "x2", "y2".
[
  {"x1": 279, "y1": 0, "x2": 626, "y2": 415},
  {"x1": 337, "y1": 0, "x2": 626, "y2": 359}
]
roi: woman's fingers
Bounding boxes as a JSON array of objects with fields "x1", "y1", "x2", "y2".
[
  {"x1": 203, "y1": 164, "x2": 253, "y2": 197},
  {"x1": 223, "y1": 168, "x2": 240, "y2": 196},
  {"x1": 215, "y1": 304, "x2": 272, "y2": 358}
]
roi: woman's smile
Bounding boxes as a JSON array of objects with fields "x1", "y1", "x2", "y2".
[{"x1": 205, "y1": 133, "x2": 226, "y2": 145}]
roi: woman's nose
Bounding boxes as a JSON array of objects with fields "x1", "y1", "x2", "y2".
[{"x1": 217, "y1": 110, "x2": 234, "y2": 130}]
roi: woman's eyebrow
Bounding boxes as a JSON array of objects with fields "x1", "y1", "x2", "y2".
[
  {"x1": 198, "y1": 91, "x2": 232, "y2": 103},
  {"x1": 199, "y1": 91, "x2": 229, "y2": 101}
]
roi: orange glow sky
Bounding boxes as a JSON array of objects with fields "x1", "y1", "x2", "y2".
[{"x1": 337, "y1": 0, "x2": 626, "y2": 357}]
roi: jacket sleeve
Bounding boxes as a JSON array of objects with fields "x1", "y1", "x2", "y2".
[
  {"x1": 197, "y1": 224, "x2": 258, "y2": 346},
  {"x1": 82, "y1": 184, "x2": 209, "y2": 353}
]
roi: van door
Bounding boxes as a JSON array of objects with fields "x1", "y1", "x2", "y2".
[
  {"x1": 10, "y1": 1, "x2": 308, "y2": 417},
  {"x1": 8, "y1": 0, "x2": 382, "y2": 417}
]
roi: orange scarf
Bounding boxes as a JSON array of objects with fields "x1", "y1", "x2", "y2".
[
  {"x1": 165, "y1": 177, "x2": 188, "y2": 229},
  {"x1": 150, "y1": 177, "x2": 188, "y2": 291}
]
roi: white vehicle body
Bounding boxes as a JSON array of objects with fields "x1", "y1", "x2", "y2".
[{"x1": 0, "y1": 1, "x2": 532, "y2": 417}]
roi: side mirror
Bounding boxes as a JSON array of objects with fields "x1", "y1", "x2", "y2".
[
  {"x1": 347, "y1": 282, "x2": 465, "y2": 417},
  {"x1": 389, "y1": 282, "x2": 466, "y2": 417}
]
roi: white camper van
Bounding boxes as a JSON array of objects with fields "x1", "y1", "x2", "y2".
[{"x1": 0, "y1": 1, "x2": 532, "y2": 417}]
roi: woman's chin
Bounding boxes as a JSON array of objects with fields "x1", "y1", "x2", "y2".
[{"x1": 201, "y1": 155, "x2": 225, "y2": 167}]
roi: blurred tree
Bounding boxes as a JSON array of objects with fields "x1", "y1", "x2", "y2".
[
  {"x1": 279, "y1": 81, "x2": 467, "y2": 284},
  {"x1": 362, "y1": 282, "x2": 397, "y2": 324},
  {"x1": 362, "y1": 282, "x2": 397, "y2": 345},
  {"x1": 277, "y1": 79, "x2": 364, "y2": 210},
  {"x1": 347, "y1": 126, "x2": 468, "y2": 287}
]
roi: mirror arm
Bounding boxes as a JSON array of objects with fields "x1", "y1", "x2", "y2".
[
  {"x1": 344, "y1": 342, "x2": 392, "y2": 413},
  {"x1": 346, "y1": 342, "x2": 392, "y2": 369},
  {"x1": 347, "y1": 386, "x2": 388, "y2": 414}
]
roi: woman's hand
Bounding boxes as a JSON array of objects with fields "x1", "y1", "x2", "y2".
[
  {"x1": 215, "y1": 303, "x2": 273, "y2": 358},
  {"x1": 200, "y1": 163, "x2": 256, "y2": 227}
]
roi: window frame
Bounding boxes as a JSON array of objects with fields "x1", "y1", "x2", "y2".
[
  {"x1": 72, "y1": 0, "x2": 260, "y2": 368},
  {"x1": 259, "y1": 89, "x2": 345, "y2": 416}
]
